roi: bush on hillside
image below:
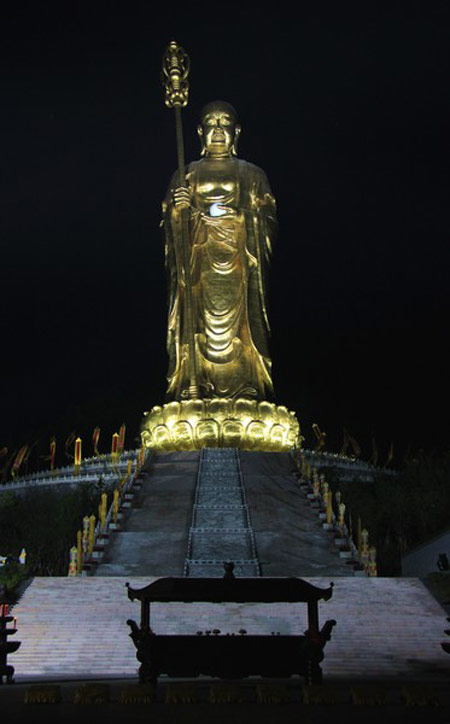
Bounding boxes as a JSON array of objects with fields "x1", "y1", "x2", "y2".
[
  {"x1": 325, "y1": 451, "x2": 450, "y2": 575},
  {"x1": 0, "y1": 558, "x2": 30, "y2": 601},
  {"x1": 0, "y1": 480, "x2": 107, "y2": 577}
]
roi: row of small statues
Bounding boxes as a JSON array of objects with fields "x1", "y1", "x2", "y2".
[{"x1": 297, "y1": 454, "x2": 377, "y2": 577}]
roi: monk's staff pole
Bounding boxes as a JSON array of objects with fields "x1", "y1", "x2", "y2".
[{"x1": 162, "y1": 41, "x2": 199, "y2": 398}]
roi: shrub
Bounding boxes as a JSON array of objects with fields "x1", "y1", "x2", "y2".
[
  {"x1": 325, "y1": 451, "x2": 450, "y2": 575},
  {"x1": 0, "y1": 481, "x2": 107, "y2": 577},
  {"x1": 0, "y1": 559, "x2": 30, "y2": 600}
]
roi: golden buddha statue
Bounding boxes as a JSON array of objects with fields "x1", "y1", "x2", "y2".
[
  {"x1": 141, "y1": 100, "x2": 300, "y2": 452},
  {"x1": 164, "y1": 100, "x2": 274, "y2": 402}
]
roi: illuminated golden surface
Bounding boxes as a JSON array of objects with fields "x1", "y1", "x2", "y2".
[
  {"x1": 143, "y1": 81, "x2": 300, "y2": 452},
  {"x1": 162, "y1": 100, "x2": 276, "y2": 402},
  {"x1": 162, "y1": 40, "x2": 190, "y2": 109},
  {"x1": 141, "y1": 399, "x2": 300, "y2": 453}
]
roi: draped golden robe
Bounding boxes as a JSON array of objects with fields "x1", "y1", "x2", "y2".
[{"x1": 162, "y1": 156, "x2": 277, "y2": 402}]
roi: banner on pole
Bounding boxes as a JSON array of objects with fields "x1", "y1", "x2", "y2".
[
  {"x1": 11, "y1": 445, "x2": 28, "y2": 480},
  {"x1": 111, "y1": 433, "x2": 119, "y2": 464},
  {"x1": 93, "y1": 427, "x2": 101, "y2": 457},
  {"x1": 65, "y1": 432, "x2": 76, "y2": 460},
  {"x1": 118, "y1": 424, "x2": 126, "y2": 454},
  {"x1": 50, "y1": 438, "x2": 56, "y2": 471}
]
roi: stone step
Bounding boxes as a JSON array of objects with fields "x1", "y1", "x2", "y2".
[
  {"x1": 190, "y1": 530, "x2": 255, "y2": 560},
  {"x1": 8, "y1": 577, "x2": 449, "y2": 682},
  {"x1": 184, "y1": 561, "x2": 260, "y2": 577},
  {"x1": 95, "y1": 531, "x2": 187, "y2": 576},
  {"x1": 185, "y1": 449, "x2": 258, "y2": 576},
  {"x1": 196, "y1": 487, "x2": 244, "y2": 505},
  {"x1": 94, "y1": 451, "x2": 200, "y2": 577},
  {"x1": 238, "y1": 451, "x2": 355, "y2": 578},
  {"x1": 193, "y1": 507, "x2": 248, "y2": 528},
  {"x1": 199, "y1": 475, "x2": 241, "y2": 485}
]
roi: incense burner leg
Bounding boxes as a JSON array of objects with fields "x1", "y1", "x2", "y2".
[
  {"x1": 138, "y1": 660, "x2": 157, "y2": 687},
  {"x1": 0, "y1": 664, "x2": 15, "y2": 684}
]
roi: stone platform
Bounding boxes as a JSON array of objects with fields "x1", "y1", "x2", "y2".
[{"x1": 8, "y1": 576, "x2": 449, "y2": 683}]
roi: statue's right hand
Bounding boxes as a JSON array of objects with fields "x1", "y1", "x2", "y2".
[{"x1": 173, "y1": 186, "x2": 191, "y2": 209}]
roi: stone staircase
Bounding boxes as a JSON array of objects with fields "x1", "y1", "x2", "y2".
[
  {"x1": 93, "y1": 449, "x2": 354, "y2": 579},
  {"x1": 94, "y1": 451, "x2": 199, "y2": 577},
  {"x1": 184, "y1": 448, "x2": 260, "y2": 577},
  {"x1": 8, "y1": 576, "x2": 449, "y2": 682},
  {"x1": 240, "y1": 451, "x2": 355, "y2": 577}
]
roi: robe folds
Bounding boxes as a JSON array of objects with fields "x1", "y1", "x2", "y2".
[{"x1": 162, "y1": 157, "x2": 277, "y2": 402}]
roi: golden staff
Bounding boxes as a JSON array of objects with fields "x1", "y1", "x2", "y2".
[{"x1": 162, "y1": 40, "x2": 199, "y2": 398}]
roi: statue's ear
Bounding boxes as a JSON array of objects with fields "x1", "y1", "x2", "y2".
[
  {"x1": 197, "y1": 124, "x2": 206, "y2": 156},
  {"x1": 232, "y1": 124, "x2": 241, "y2": 156}
]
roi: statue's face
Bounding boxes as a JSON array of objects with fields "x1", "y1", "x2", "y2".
[{"x1": 198, "y1": 109, "x2": 240, "y2": 157}]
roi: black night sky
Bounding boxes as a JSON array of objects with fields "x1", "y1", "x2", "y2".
[{"x1": 1, "y1": 2, "x2": 449, "y2": 466}]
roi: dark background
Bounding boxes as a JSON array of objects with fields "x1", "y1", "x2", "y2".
[{"x1": 1, "y1": 1, "x2": 449, "y2": 467}]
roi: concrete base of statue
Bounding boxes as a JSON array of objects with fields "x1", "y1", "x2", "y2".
[{"x1": 140, "y1": 398, "x2": 300, "y2": 453}]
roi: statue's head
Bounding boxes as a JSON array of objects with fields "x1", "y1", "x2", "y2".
[{"x1": 198, "y1": 100, "x2": 241, "y2": 158}]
